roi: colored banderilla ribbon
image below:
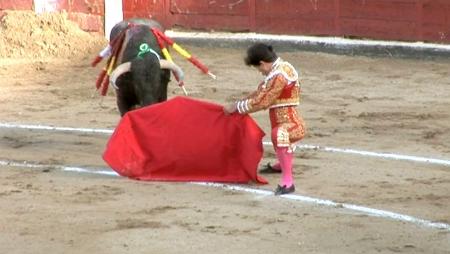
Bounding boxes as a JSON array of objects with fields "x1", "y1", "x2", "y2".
[
  {"x1": 152, "y1": 29, "x2": 188, "y2": 95},
  {"x1": 95, "y1": 28, "x2": 128, "y2": 96},
  {"x1": 151, "y1": 28, "x2": 217, "y2": 80},
  {"x1": 92, "y1": 24, "x2": 216, "y2": 97}
]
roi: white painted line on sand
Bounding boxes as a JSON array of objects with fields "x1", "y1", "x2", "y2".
[
  {"x1": 165, "y1": 30, "x2": 450, "y2": 51},
  {"x1": 195, "y1": 182, "x2": 450, "y2": 231},
  {"x1": 1, "y1": 159, "x2": 449, "y2": 232},
  {"x1": 0, "y1": 122, "x2": 113, "y2": 134},
  {"x1": 0, "y1": 160, "x2": 118, "y2": 176},
  {"x1": 263, "y1": 142, "x2": 450, "y2": 167},
  {"x1": 1, "y1": 122, "x2": 449, "y2": 167}
]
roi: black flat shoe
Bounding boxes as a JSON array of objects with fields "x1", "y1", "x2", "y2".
[
  {"x1": 259, "y1": 163, "x2": 282, "y2": 174},
  {"x1": 274, "y1": 184, "x2": 295, "y2": 195}
]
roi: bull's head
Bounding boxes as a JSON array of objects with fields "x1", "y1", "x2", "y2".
[{"x1": 109, "y1": 59, "x2": 184, "y2": 89}]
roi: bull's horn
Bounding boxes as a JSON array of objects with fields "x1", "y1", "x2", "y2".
[
  {"x1": 109, "y1": 62, "x2": 131, "y2": 89},
  {"x1": 159, "y1": 59, "x2": 185, "y2": 83}
]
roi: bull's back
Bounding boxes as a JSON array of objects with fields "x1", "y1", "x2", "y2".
[
  {"x1": 121, "y1": 26, "x2": 161, "y2": 63},
  {"x1": 110, "y1": 18, "x2": 164, "y2": 41}
]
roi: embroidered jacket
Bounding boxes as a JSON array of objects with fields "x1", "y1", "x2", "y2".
[{"x1": 236, "y1": 58, "x2": 300, "y2": 114}]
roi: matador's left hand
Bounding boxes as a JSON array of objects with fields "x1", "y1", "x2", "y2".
[{"x1": 223, "y1": 102, "x2": 237, "y2": 115}]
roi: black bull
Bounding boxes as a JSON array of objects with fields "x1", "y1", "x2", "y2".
[{"x1": 108, "y1": 19, "x2": 183, "y2": 116}]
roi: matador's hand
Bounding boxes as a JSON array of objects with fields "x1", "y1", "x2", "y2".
[{"x1": 223, "y1": 102, "x2": 237, "y2": 115}]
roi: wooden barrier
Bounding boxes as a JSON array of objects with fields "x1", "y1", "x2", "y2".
[
  {"x1": 124, "y1": 0, "x2": 450, "y2": 44},
  {"x1": 1, "y1": 0, "x2": 449, "y2": 43},
  {"x1": 0, "y1": 0, "x2": 104, "y2": 32}
]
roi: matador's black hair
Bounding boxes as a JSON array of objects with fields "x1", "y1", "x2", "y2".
[{"x1": 244, "y1": 43, "x2": 278, "y2": 66}]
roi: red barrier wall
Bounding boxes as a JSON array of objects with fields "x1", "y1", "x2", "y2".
[
  {"x1": 0, "y1": 0, "x2": 33, "y2": 10},
  {"x1": 1, "y1": 0, "x2": 449, "y2": 43},
  {"x1": 0, "y1": 0, "x2": 104, "y2": 32},
  {"x1": 123, "y1": 0, "x2": 450, "y2": 43}
]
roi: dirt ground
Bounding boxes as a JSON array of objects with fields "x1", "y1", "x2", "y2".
[{"x1": 0, "y1": 11, "x2": 449, "y2": 254}]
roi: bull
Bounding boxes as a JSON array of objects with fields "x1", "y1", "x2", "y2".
[{"x1": 97, "y1": 18, "x2": 184, "y2": 116}]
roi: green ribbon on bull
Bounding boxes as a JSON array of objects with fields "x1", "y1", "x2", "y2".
[{"x1": 137, "y1": 43, "x2": 161, "y2": 60}]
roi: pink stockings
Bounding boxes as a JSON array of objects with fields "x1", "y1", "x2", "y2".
[{"x1": 275, "y1": 147, "x2": 294, "y2": 187}]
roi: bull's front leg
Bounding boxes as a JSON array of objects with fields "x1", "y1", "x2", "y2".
[
  {"x1": 158, "y1": 69, "x2": 170, "y2": 102},
  {"x1": 116, "y1": 94, "x2": 131, "y2": 116},
  {"x1": 115, "y1": 86, "x2": 137, "y2": 116}
]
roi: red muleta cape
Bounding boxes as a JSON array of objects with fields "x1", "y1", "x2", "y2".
[{"x1": 103, "y1": 96, "x2": 268, "y2": 184}]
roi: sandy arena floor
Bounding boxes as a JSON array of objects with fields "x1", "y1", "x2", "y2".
[{"x1": 0, "y1": 11, "x2": 449, "y2": 254}]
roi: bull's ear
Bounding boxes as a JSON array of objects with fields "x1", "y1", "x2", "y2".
[
  {"x1": 159, "y1": 60, "x2": 184, "y2": 83},
  {"x1": 110, "y1": 62, "x2": 131, "y2": 88}
]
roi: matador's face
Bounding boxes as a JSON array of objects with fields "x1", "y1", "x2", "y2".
[{"x1": 255, "y1": 61, "x2": 273, "y2": 76}]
